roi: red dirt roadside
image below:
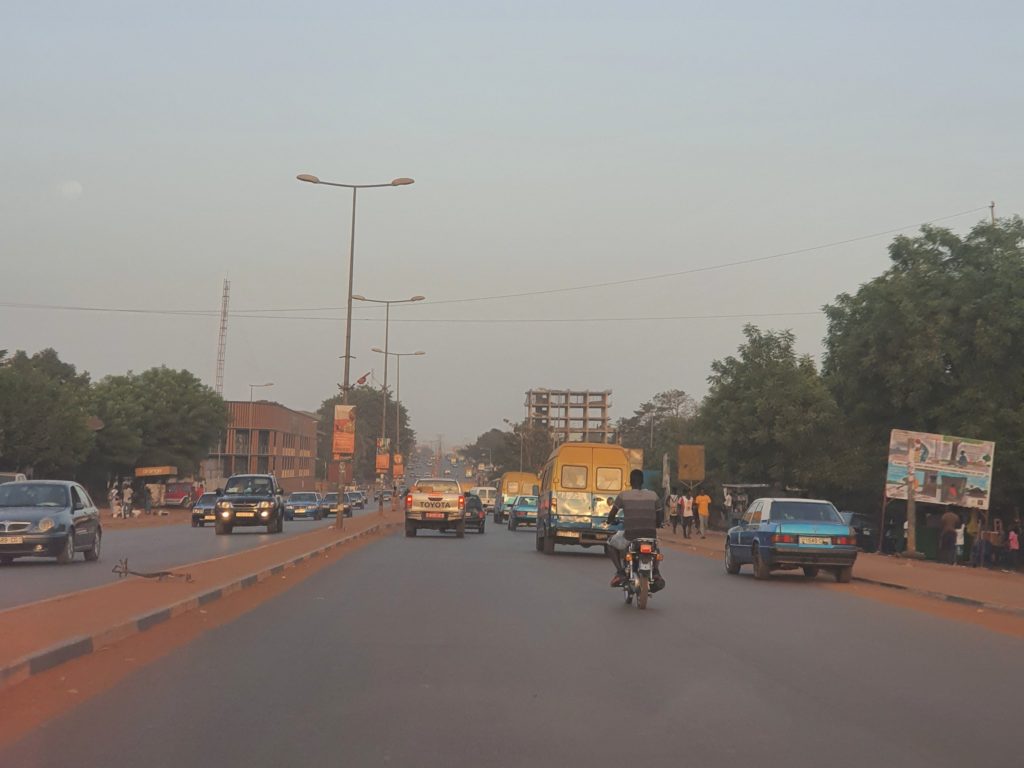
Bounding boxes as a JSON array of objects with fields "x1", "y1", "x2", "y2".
[{"x1": 0, "y1": 510, "x2": 402, "y2": 668}]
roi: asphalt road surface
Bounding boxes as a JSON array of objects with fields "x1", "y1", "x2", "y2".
[
  {"x1": 0, "y1": 511, "x2": 369, "y2": 611},
  {"x1": 3, "y1": 525, "x2": 1019, "y2": 767}
]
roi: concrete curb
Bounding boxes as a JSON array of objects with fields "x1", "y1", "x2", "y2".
[
  {"x1": 660, "y1": 537, "x2": 1024, "y2": 619},
  {"x1": 849, "y1": 575, "x2": 1024, "y2": 619},
  {"x1": 0, "y1": 521, "x2": 401, "y2": 692}
]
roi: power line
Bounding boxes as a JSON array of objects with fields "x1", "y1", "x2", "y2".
[
  {"x1": 229, "y1": 204, "x2": 987, "y2": 312},
  {"x1": 0, "y1": 301, "x2": 823, "y2": 324}
]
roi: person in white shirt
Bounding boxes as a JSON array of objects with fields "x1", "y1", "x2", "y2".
[{"x1": 680, "y1": 492, "x2": 695, "y2": 539}]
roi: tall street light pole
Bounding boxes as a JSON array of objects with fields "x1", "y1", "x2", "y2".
[
  {"x1": 248, "y1": 383, "x2": 274, "y2": 474},
  {"x1": 295, "y1": 173, "x2": 414, "y2": 403},
  {"x1": 372, "y1": 348, "x2": 426, "y2": 465},
  {"x1": 355, "y1": 294, "x2": 425, "y2": 508}
]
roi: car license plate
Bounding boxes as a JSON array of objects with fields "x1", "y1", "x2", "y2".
[
  {"x1": 425, "y1": 512, "x2": 444, "y2": 519},
  {"x1": 0, "y1": 536, "x2": 24, "y2": 545},
  {"x1": 558, "y1": 530, "x2": 580, "y2": 538},
  {"x1": 204, "y1": 515, "x2": 216, "y2": 521},
  {"x1": 236, "y1": 512, "x2": 255, "y2": 518},
  {"x1": 800, "y1": 536, "x2": 830, "y2": 545}
]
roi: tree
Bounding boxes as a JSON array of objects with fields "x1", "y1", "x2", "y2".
[
  {"x1": 87, "y1": 367, "x2": 229, "y2": 475},
  {"x1": 616, "y1": 389, "x2": 698, "y2": 470},
  {"x1": 823, "y1": 216, "x2": 1024, "y2": 508},
  {"x1": 316, "y1": 385, "x2": 416, "y2": 484},
  {"x1": 693, "y1": 325, "x2": 847, "y2": 492},
  {"x1": 0, "y1": 349, "x2": 95, "y2": 476}
]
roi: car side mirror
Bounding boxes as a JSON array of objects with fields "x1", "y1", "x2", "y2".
[{"x1": 73, "y1": 500, "x2": 85, "y2": 511}]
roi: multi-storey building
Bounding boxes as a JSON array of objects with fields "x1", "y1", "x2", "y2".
[{"x1": 524, "y1": 389, "x2": 613, "y2": 444}]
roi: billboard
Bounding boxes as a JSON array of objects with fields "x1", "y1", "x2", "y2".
[
  {"x1": 676, "y1": 445, "x2": 706, "y2": 483},
  {"x1": 332, "y1": 405, "x2": 356, "y2": 459},
  {"x1": 375, "y1": 438, "x2": 391, "y2": 472},
  {"x1": 135, "y1": 466, "x2": 177, "y2": 478},
  {"x1": 626, "y1": 448, "x2": 644, "y2": 473},
  {"x1": 393, "y1": 453, "x2": 404, "y2": 478},
  {"x1": 885, "y1": 429, "x2": 995, "y2": 510}
]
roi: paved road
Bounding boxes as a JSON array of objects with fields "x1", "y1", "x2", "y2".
[
  {"x1": 0, "y1": 510, "x2": 372, "y2": 611},
  {"x1": 3, "y1": 525, "x2": 1020, "y2": 767}
]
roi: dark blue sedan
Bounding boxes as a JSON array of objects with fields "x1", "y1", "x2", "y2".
[{"x1": 724, "y1": 498, "x2": 858, "y2": 582}]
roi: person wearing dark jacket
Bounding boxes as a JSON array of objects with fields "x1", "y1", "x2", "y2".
[{"x1": 605, "y1": 469, "x2": 665, "y2": 591}]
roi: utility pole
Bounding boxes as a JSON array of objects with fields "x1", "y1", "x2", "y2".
[{"x1": 990, "y1": 201, "x2": 996, "y2": 224}]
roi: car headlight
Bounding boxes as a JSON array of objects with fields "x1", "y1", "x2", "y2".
[
  {"x1": 36, "y1": 517, "x2": 57, "y2": 533},
  {"x1": 258, "y1": 500, "x2": 274, "y2": 509}
]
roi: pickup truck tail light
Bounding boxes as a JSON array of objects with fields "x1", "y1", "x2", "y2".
[
  {"x1": 458, "y1": 495, "x2": 465, "y2": 511},
  {"x1": 405, "y1": 494, "x2": 413, "y2": 510}
]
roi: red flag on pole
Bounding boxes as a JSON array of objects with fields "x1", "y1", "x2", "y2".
[{"x1": 356, "y1": 371, "x2": 371, "y2": 385}]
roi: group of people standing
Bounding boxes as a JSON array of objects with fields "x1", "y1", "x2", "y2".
[
  {"x1": 107, "y1": 481, "x2": 153, "y2": 519},
  {"x1": 665, "y1": 488, "x2": 713, "y2": 538}
]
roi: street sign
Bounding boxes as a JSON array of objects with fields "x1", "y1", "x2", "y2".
[{"x1": 677, "y1": 445, "x2": 705, "y2": 483}]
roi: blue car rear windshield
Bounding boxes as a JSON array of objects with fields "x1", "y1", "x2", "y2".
[{"x1": 772, "y1": 501, "x2": 843, "y2": 523}]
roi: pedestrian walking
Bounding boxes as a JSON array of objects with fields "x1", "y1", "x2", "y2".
[
  {"x1": 122, "y1": 485, "x2": 135, "y2": 518},
  {"x1": 955, "y1": 521, "x2": 965, "y2": 564},
  {"x1": 668, "y1": 489, "x2": 681, "y2": 534},
  {"x1": 1008, "y1": 527, "x2": 1020, "y2": 570},
  {"x1": 695, "y1": 490, "x2": 712, "y2": 538},
  {"x1": 143, "y1": 486, "x2": 153, "y2": 516},
  {"x1": 108, "y1": 485, "x2": 121, "y2": 519},
  {"x1": 680, "y1": 492, "x2": 694, "y2": 538},
  {"x1": 939, "y1": 509, "x2": 960, "y2": 565}
]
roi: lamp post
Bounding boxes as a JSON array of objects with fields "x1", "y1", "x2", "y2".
[
  {"x1": 248, "y1": 383, "x2": 274, "y2": 473},
  {"x1": 295, "y1": 174, "x2": 413, "y2": 403},
  {"x1": 355, "y1": 294, "x2": 425, "y2": 508},
  {"x1": 372, "y1": 348, "x2": 426, "y2": 463}
]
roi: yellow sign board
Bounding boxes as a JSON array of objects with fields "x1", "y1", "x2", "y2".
[
  {"x1": 135, "y1": 466, "x2": 177, "y2": 478},
  {"x1": 677, "y1": 445, "x2": 705, "y2": 483}
]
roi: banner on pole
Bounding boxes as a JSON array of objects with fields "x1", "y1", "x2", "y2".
[{"x1": 332, "y1": 405, "x2": 356, "y2": 459}]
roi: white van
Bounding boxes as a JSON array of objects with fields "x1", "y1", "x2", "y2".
[{"x1": 468, "y1": 486, "x2": 497, "y2": 512}]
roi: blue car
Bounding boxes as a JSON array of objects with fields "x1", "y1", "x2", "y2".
[
  {"x1": 284, "y1": 492, "x2": 323, "y2": 521},
  {"x1": 508, "y1": 495, "x2": 539, "y2": 531},
  {"x1": 724, "y1": 498, "x2": 858, "y2": 582}
]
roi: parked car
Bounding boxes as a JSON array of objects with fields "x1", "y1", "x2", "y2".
[
  {"x1": 213, "y1": 474, "x2": 286, "y2": 535},
  {"x1": 840, "y1": 511, "x2": 879, "y2": 553},
  {"x1": 0, "y1": 480, "x2": 102, "y2": 564},
  {"x1": 464, "y1": 492, "x2": 486, "y2": 534},
  {"x1": 191, "y1": 492, "x2": 219, "y2": 527},
  {"x1": 164, "y1": 481, "x2": 195, "y2": 507},
  {"x1": 724, "y1": 498, "x2": 858, "y2": 582},
  {"x1": 285, "y1": 491, "x2": 323, "y2": 521}
]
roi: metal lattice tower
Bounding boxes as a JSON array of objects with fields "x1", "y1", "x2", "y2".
[{"x1": 214, "y1": 278, "x2": 230, "y2": 395}]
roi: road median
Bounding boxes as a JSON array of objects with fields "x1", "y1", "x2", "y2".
[{"x1": 0, "y1": 511, "x2": 402, "y2": 692}]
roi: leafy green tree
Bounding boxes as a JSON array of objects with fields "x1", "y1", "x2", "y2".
[
  {"x1": 0, "y1": 349, "x2": 95, "y2": 476},
  {"x1": 316, "y1": 385, "x2": 415, "y2": 484},
  {"x1": 693, "y1": 325, "x2": 846, "y2": 492},
  {"x1": 616, "y1": 389, "x2": 698, "y2": 471},
  {"x1": 86, "y1": 367, "x2": 229, "y2": 475},
  {"x1": 823, "y1": 216, "x2": 1024, "y2": 507}
]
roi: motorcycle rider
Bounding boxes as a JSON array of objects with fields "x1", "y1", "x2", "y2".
[{"x1": 606, "y1": 469, "x2": 666, "y2": 591}]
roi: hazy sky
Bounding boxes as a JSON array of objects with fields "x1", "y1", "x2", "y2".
[{"x1": 3, "y1": 1, "x2": 1022, "y2": 446}]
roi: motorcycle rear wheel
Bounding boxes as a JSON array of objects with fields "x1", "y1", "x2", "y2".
[{"x1": 637, "y1": 575, "x2": 649, "y2": 609}]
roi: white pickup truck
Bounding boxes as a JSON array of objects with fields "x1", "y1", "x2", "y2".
[{"x1": 405, "y1": 478, "x2": 466, "y2": 538}]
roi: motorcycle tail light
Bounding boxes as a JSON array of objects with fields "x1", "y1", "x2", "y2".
[{"x1": 639, "y1": 544, "x2": 653, "y2": 554}]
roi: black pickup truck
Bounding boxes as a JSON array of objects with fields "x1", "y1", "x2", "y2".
[{"x1": 213, "y1": 474, "x2": 286, "y2": 535}]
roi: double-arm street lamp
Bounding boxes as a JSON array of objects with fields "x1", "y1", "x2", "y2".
[
  {"x1": 353, "y1": 295, "x2": 425, "y2": 451},
  {"x1": 295, "y1": 173, "x2": 414, "y2": 404},
  {"x1": 371, "y1": 348, "x2": 426, "y2": 460},
  {"x1": 248, "y1": 383, "x2": 274, "y2": 473}
]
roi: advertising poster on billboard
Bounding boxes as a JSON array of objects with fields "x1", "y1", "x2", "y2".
[
  {"x1": 375, "y1": 438, "x2": 391, "y2": 472},
  {"x1": 885, "y1": 429, "x2": 995, "y2": 510},
  {"x1": 332, "y1": 405, "x2": 356, "y2": 460},
  {"x1": 393, "y1": 453, "x2": 404, "y2": 478}
]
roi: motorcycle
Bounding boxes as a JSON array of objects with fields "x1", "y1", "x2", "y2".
[{"x1": 621, "y1": 537, "x2": 662, "y2": 609}]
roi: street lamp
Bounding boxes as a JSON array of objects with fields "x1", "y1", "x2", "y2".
[
  {"x1": 371, "y1": 348, "x2": 426, "y2": 461},
  {"x1": 295, "y1": 173, "x2": 415, "y2": 404},
  {"x1": 503, "y1": 418, "x2": 524, "y2": 472},
  {"x1": 353, "y1": 294, "x2": 425, "y2": 462},
  {"x1": 248, "y1": 383, "x2": 274, "y2": 474}
]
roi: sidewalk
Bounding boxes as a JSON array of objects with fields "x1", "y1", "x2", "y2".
[
  {"x1": 0, "y1": 510, "x2": 402, "y2": 690},
  {"x1": 661, "y1": 526, "x2": 1024, "y2": 615}
]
